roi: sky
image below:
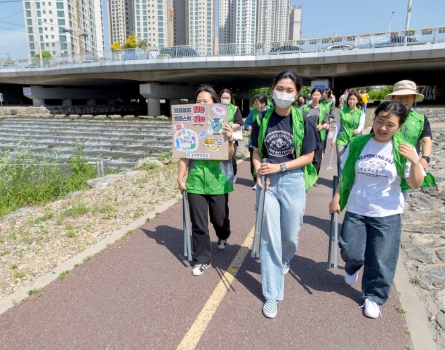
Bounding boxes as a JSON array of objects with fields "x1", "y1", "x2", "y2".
[{"x1": 0, "y1": 0, "x2": 444, "y2": 59}]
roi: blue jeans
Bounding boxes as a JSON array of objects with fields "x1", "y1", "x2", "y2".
[
  {"x1": 362, "y1": 104, "x2": 367, "y2": 114},
  {"x1": 258, "y1": 168, "x2": 306, "y2": 301},
  {"x1": 339, "y1": 212, "x2": 401, "y2": 305}
]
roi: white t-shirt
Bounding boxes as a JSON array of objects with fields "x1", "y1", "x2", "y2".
[{"x1": 340, "y1": 138, "x2": 425, "y2": 217}]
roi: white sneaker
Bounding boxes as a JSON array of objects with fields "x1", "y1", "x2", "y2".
[
  {"x1": 233, "y1": 175, "x2": 237, "y2": 183},
  {"x1": 345, "y1": 270, "x2": 359, "y2": 285},
  {"x1": 252, "y1": 184, "x2": 257, "y2": 190},
  {"x1": 192, "y1": 263, "x2": 210, "y2": 276},
  {"x1": 262, "y1": 300, "x2": 278, "y2": 318},
  {"x1": 361, "y1": 298, "x2": 382, "y2": 318}
]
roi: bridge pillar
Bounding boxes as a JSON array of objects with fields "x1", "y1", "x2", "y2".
[
  {"x1": 147, "y1": 98, "x2": 161, "y2": 116},
  {"x1": 242, "y1": 99, "x2": 250, "y2": 116},
  {"x1": 62, "y1": 99, "x2": 72, "y2": 106},
  {"x1": 33, "y1": 99, "x2": 45, "y2": 107},
  {"x1": 87, "y1": 99, "x2": 96, "y2": 106}
]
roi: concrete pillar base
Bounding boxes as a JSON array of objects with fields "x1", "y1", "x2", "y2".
[
  {"x1": 87, "y1": 99, "x2": 96, "y2": 106},
  {"x1": 147, "y1": 98, "x2": 161, "y2": 116},
  {"x1": 33, "y1": 99, "x2": 45, "y2": 107},
  {"x1": 62, "y1": 99, "x2": 72, "y2": 106}
]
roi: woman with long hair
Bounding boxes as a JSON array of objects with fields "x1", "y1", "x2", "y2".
[
  {"x1": 329, "y1": 101, "x2": 425, "y2": 318},
  {"x1": 219, "y1": 88, "x2": 245, "y2": 179},
  {"x1": 251, "y1": 70, "x2": 319, "y2": 318},
  {"x1": 301, "y1": 88, "x2": 330, "y2": 174},
  {"x1": 331, "y1": 90, "x2": 366, "y2": 175},
  {"x1": 177, "y1": 85, "x2": 235, "y2": 276}
]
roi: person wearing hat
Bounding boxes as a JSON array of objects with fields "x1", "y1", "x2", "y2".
[{"x1": 384, "y1": 80, "x2": 432, "y2": 174}]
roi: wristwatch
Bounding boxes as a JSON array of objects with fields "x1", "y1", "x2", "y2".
[
  {"x1": 422, "y1": 156, "x2": 430, "y2": 163},
  {"x1": 280, "y1": 163, "x2": 287, "y2": 172}
]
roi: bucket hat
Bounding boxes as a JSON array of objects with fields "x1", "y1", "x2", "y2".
[{"x1": 384, "y1": 80, "x2": 424, "y2": 102}]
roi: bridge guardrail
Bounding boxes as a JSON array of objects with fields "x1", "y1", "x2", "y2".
[{"x1": 1, "y1": 26, "x2": 444, "y2": 70}]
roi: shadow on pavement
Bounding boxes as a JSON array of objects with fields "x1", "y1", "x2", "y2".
[
  {"x1": 316, "y1": 175, "x2": 335, "y2": 189},
  {"x1": 304, "y1": 215, "x2": 332, "y2": 236},
  {"x1": 290, "y1": 255, "x2": 361, "y2": 304},
  {"x1": 234, "y1": 176, "x2": 255, "y2": 188},
  {"x1": 140, "y1": 225, "x2": 190, "y2": 267}
]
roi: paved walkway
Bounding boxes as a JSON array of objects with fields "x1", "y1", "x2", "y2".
[{"x1": 0, "y1": 155, "x2": 412, "y2": 349}]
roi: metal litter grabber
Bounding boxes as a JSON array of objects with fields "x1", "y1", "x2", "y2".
[
  {"x1": 327, "y1": 144, "x2": 335, "y2": 170},
  {"x1": 327, "y1": 175, "x2": 339, "y2": 270},
  {"x1": 251, "y1": 158, "x2": 267, "y2": 258},
  {"x1": 183, "y1": 191, "x2": 192, "y2": 261}
]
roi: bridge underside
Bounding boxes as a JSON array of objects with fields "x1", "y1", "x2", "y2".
[{"x1": 1, "y1": 58, "x2": 444, "y2": 90}]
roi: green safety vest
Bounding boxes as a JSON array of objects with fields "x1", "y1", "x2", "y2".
[
  {"x1": 186, "y1": 159, "x2": 234, "y2": 195},
  {"x1": 302, "y1": 103, "x2": 328, "y2": 141},
  {"x1": 395, "y1": 109, "x2": 424, "y2": 147},
  {"x1": 227, "y1": 103, "x2": 237, "y2": 124},
  {"x1": 339, "y1": 133, "x2": 436, "y2": 211},
  {"x1": 321, "y1": 99, "x2": 334, "y2": 115},
  {"x1": 257, "y1": 106, "x2": 318, "y2": 191},
  {"x1": 336, "y1": 107, "x2": 364, "y2": 146}
]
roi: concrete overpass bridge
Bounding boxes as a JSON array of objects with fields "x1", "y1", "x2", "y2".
[{"x1": 1, "y1": 27, "x2": 444, "y2": 115}]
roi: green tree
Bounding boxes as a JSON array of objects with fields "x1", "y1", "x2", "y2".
[
  {"x1": 138, "y1": 40, "x2": 150, "y2": 49},
  {"x1": 35, "y1": 51, "x2": 52, "y2": 58},
  {"x1": 300, "y1": 86, "x2": 311, "y2": 98}
]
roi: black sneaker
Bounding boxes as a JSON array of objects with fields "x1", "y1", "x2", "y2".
[{"x1": 217, "y1": 239, "x2": 227, "y2": 250}]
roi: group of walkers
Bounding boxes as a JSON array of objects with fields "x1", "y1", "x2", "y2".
[{"x1": 176, "y1": 70, "x2": 434, "y2": 320}]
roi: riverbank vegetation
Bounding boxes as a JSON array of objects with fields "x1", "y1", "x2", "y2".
[{"x1": 0, "y1": 140, "x2": 97, "y2": 216}]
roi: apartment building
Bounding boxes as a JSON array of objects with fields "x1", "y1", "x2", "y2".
[
  {"x1": 288, "y1": 5, "x2": 302, "y2": 40},
  {"x1": 23, "y1": 0, "x2": 104, "y2": 58},
  {"x1": 186, "y1": 0, "x2": 214, "y2": 55},
  {"x1": 257, "y1": 0, "x2": 289, "y2": 43},
  {"x1": 218, "y1": 0, "x2": 235, "y2": 44},
  {"x1": 107, "y1": 0, "x2": 135, "y2": 46}
]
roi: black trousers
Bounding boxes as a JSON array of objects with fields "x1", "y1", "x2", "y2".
[
  {"x1": 187, "y1": 193, "x2": 231, "y2": 264},
  {"x1": 249, "y1": 146, "x2": 256, "y2": 182},
  {"x1": 232, "y1": 144, "x2": 238, "y2": 175},
  {"x1": 312, "y1": 147, "x2": 323, "y2": 175}
]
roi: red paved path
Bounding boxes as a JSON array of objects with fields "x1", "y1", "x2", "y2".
[{"x1": 0, "y1": 154, "x2": 410, "y2": 350}]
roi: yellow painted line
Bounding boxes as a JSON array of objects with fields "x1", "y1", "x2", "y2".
[{"x1": 176, "y1": 226, "x2": 255, "y2": 350}]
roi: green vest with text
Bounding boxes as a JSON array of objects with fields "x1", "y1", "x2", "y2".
[
  {"x1": 339, "y1": 133, "x2": 435, "y2": 211},
  {"x1": 395, "y1": 109, "x2": 424, "y2": 147},
  {"x1": 302, "y1": 103, "x2": 328, "y2": 141},
  {"x1": 228, "y1": 103, "x2": 237, "y2": 124},
  {"x1": 336, "y1": 107, "x2": 364, "y2": 146},
  {"x1": 257, "y1": 106, "x2": 318, "y2": 191}
]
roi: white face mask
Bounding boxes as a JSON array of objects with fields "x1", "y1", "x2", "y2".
[
  {"x1": 220, "y1": 99, "x2": 231, "y2": 105},
  {"x1": 273, "y1": 91, "x2": 295, "y2": 109}
]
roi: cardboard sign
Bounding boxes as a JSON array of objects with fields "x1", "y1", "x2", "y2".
[{"x1": 171, "y1": 104, "x2": 230, "y2": 160}]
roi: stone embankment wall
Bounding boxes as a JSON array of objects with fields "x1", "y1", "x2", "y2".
[
  {"x1": 0, "y1": 106, "x2": 169, "y2": 120},
  {"x1": 416, "y1": 107, "x2": 445, "y2": 123},
  {"x1": 401, "y1": 128, "x2": 445, "y2": 348}
]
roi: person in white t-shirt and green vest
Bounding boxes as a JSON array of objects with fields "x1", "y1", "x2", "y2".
[
  {"x1": 383, "y1": 80, "x2": 433, "y2": 201},
  {"x1": 331, "y1": 90, "x2": 366, "y2": 176},
  {"x1": 329, "y1": 101, "x2": 427, "y2": 319}
]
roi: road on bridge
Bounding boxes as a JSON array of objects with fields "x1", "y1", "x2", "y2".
[{"x1": 0, "y1": 155, "x2": 411, "y2": 349}]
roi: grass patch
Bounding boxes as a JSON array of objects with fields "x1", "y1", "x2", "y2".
[
  {"x1": 406, "y1": 331, "x2": 411, "y2": 336},
  {"x1": 12, "y1": 270, "x2": 26, "y2": 279},
  {"x1": 136, "y1": 162, "x2": 158, "y2": 171},
  {"x1": 83, "y1": 255, "x2": 92, "y2": 262},
  {"x1": 0, "y1": 139, "x2": 97, "y2": 216},
  {"x1": 10, "y1": 264, "x2": 18, "y2": 269},
  {"x1": 396, "y1": 305, "x2": 406, "y2": 314},
  {"x1": 58, "y1": 270, "x2": 70, "y2": 280},
  {"x1": 156, "y1": 152, "x2": 172, "y2": 161},
  {"x1": 67, "y1": 230, "x2": 76, "y2": 238},
  {"x1": 34, "y1": 211, "x2": 53, "y2": 224},
  {"x1": 27, "y1": 289, "x2": 38, "y2": 296},
  {"x1": 409, "y1": 278, "x2": 420, "y2": 285}
]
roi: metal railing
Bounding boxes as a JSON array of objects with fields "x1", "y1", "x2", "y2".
[{"x1": 1, "y1": 26, "x2": 444, "y2": 70}]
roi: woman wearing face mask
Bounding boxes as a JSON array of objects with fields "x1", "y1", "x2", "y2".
[
  {"x1": 297, "y1": 95, "x2": 306, "y2": 108},
  {"x1": 329, "y1": 101, "x2": 425, "y2": 318},
  {"x1": 244, "y1": 94, "x2": 269, "y2": 187},
  {"x1": 219, "y1": 89, "x2": 245, "y2": 179},
  {"x1": 251, "y1": 70, "x2": 319, "y2": 318},
  {"x1": 177, "y1": 85, "x2": 235, "y2": 276},
  {"x1": 331, "y1": 91, "x2": 366, "y2": 175},
  {"x1": 302, "y1": 88, "x2": 330, "y2": 175}
]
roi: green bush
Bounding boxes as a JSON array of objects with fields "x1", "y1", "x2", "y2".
[{"x1": 0, "y1": 139, "x2": 96, "y2": 216}]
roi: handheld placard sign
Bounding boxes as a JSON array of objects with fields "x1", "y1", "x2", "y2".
[{"x1": 171, "y1": 104, "x2": 230, "y2": 160}]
